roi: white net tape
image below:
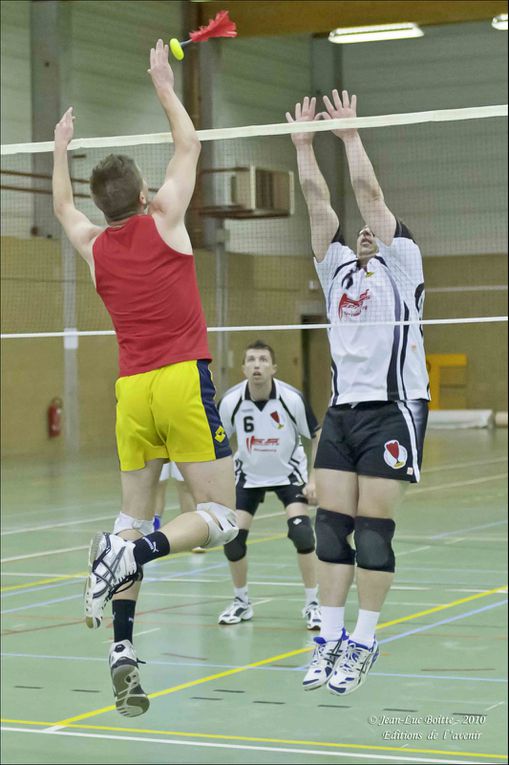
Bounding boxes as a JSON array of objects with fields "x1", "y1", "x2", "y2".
[{"x1": 1, "y1": 104, "x2": 507, "y2": 155}]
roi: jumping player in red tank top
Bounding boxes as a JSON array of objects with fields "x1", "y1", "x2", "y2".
[{"x1": 52, "y1": 39, "x2": 238, "y2": 718}]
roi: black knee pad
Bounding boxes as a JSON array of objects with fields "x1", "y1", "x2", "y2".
[
  {"x1": 223, "y1": 528, "x2": 249, "y2": 562},
  {"x1": 315, "y1": 508, "x2": 355, "y2": 565},
  {"x1": 287, "y1": 515, "x2": 315, "y2": 554},
  {"x1": 354, "y1": 516, "x2": 396, "y2": 573}
]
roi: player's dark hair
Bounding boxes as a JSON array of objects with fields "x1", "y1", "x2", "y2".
[
  {"x1": 90, "y1": 154, "x2": 144, "y2": 222},
  {"x1": 244, "y1": 340, "x2": 276, "y2": 364}
]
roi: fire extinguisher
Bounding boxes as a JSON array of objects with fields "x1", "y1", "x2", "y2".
[{"x1": 48, "y1": 397, "x2": 63, "y2": 438}]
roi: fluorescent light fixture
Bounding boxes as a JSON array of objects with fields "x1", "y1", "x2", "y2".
[
  {"x1": 492, "y1": 13, "x2": 508, "y2": 30},
  {"x1": 328, "y1": 22, "x2": 424, "y2": 44}
]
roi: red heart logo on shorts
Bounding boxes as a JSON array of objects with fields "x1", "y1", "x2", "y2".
[{"x1": 386, "y1": 441, "x2": 400, "y2": 459}]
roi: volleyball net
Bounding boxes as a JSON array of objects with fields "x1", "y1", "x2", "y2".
[{"x1": 1, "y1": 105, "x2": 507, "y2": 432}]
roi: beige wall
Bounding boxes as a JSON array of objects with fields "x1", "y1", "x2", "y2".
[{"x1": 1, "y1": 236, "x2": 507, "y2": 457}]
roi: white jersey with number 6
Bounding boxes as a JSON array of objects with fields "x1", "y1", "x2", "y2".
[{"x1": 218, "y1": 379, "x2": 320, "y2": 489}]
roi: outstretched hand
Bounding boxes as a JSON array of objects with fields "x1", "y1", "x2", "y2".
[
  {"x1": 322, "y1": 89, "x2": 358, "y2": 141},
  {"x1": 286, "y1": 96, "x2": 321, "y2": 147},
  {"x1": 148, "y1": 38, "x2": 175, "y2": 93},
  {"x1": 54, "y1": 107, "x2": 75, "y2": 148}
]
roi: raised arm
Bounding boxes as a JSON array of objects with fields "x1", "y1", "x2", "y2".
[
  {"x1": 148, "y1": 40, "x2": 201, "y2": 230},
  {"x1": 52, "y1": 107, "x2": 102, "y2": 268},
  {"x1": 323, "y1": 90, "x2": 396, "y2": 245},
  {"x1": 286, "y1": 97, "x2": 339, "y2": 262}
]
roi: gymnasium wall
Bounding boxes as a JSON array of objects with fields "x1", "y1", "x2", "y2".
[
  {"x1": 2, "y1": 236, "x2": 506, "y2": 456},
  {"x1": 1, "y1": 5, "x2": 507, "y2": 457}
]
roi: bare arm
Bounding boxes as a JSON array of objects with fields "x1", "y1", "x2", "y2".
[
  {"x1": 286, "y1": 98, "x2": 339, "y2": 262},
  {"x1": 52, "y1": 108, "x2": 102, "y2": 268},
  {"x1": 323, "y1": 90, "x2": 396, "y2": 245},
  {"x1": 148, "y1": 40, "x2": 201, "y2": 230}
]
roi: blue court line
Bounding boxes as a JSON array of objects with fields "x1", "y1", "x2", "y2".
[
  {"x1": 1, "y1": 580, "x2": 82, "y2": 600},
  {"x1": 379, "y1": 599, "x2": 507, "y2": 645},
  {"x1": 1, "y1": 560, "x2": 230, "y2": 604},
  {"x1": 1, "y1": 593, "x2": 82, "y2": 614},
  {"x1": 1, "y1": 563, "x2": 232, "y2": 614},
  {"x1": 432, "y1": 519, "x2": 508, "y2": 540},
  {"x1": 2, "y1": 652, "x2": 507, "y2": 684}
]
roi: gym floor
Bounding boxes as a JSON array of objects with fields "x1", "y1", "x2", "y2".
[{"x1": 1, "y1": 428, "x2": 507, "y2": 765}]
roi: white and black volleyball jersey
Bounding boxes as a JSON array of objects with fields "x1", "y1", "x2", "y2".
[
  {"x1": 218, "y1": 379, "x2": 320, "y2": 488},
  {"x1": 314, "y1": 221, "x2": 430, "y2": 406}
]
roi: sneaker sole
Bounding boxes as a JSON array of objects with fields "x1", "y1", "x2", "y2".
[
  {"x1": 111, "y1": 664, "x2": 150, "y2": 717},
  {"x1": 84, "y1": 532, "x2": 105, "y2": 629},
  {"x1": 303, "y1": 676, "x2": 329, "y2": 691},
  {"x1": 218, "y1": 611, "x2": 254, "y2": 625},
  {"x1": 306, "y1": 623, "x2": 321, "y2": 631}
]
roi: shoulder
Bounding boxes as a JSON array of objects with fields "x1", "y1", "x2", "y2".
[
  {"x1": 379, "y1": 220, "x2": 422, "y2": 260},
  {"x1": 275, "y1": 379, "x2": 306, "y2": 408},
  {"x1": 315, "y1": 238, "x2": 356, "y2": 281},
  {"x1": 220, "y1": 381, "x2": 245, "y2": 407},
  {"x1": 394, "y1": 220, "x2": 416, "y2": 242}
]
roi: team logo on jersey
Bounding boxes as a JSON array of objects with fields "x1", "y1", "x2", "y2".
[
  {"x1": 270, "y1": 410, "x2": 285, "y2": 430},
  {"x1": 214, "y1": 426, "x2": 226, "y2": 443},
  {"x1": 383, "y1": 440, "x2": 408, "y2": 469},
  {"x1": 338, "y1": 289, "x2": 371, "y2": 319},
  {"x1": 246, "y1": 436, "x2": 280, "y2": 453}
]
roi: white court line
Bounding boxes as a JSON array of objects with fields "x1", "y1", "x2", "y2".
[
  {"x1": 485, "y1": 701, "x2": 505, "y2": 712},
  {"x1": 1, "y1": 546, "x2": 88, "y2": 563},
  {"x1": 0, "y1": 507, "x2": 179, "y2": 537},
  {"x1": 396, "y1": 545, "x2": 431, "y2": 557},
  {"x1": 102, "y1": 627, "x2": 160, "y2": 644},
  {"x1": 411, "y1": 473, "x2": 507, "y2": 495},
  {"x1": 423, "y1": 457, "x2": 507, "y2": 474},
  {"x1": 0, "y1": 727, "x2": 474, "y2": 764},
  {"x1": 0, "y1": 514, "x2": 115, "y2": 537}
]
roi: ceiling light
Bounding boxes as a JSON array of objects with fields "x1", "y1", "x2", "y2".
[
  {"x1": 492, "y1": 13, "x2": 508, "y2": 30},
  {"x1": 328, "y1": 22, "x2": 424, "y2": 44}
]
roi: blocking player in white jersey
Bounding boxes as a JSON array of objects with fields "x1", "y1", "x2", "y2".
[
  {"x1": 217, "y1": 340, "x2": 322, "y2": 629},
  {"x1": 287, "y1": 91, "x2": 429, "y2": 696}
]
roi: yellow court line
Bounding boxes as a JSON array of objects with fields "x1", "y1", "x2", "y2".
[
  {"x1": 54, "y1": 584, "x2": 507, "y2": 726},
  {"x1": 0, "y1": 719, "x2": 506, "y2": 760},
  {"x1": 378, "y1": 584, "x2": 508, "y2": 628},
  {"x1": 0, "y1": 533, "x2": 286, "y2": 594},
  {"x1": 0, "y1": 574, "x2": 87, "y2": 592}
]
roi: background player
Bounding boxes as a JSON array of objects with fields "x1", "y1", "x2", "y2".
[
  {"x1": 287, "y1": 91, "x2": 429, "y2": 695},
  {"x1": 217, "y1": 340, "x2": 322, "y2": 629},
  {"x1": 52, "y1": 39, "x2": 238, "y2": 717}
]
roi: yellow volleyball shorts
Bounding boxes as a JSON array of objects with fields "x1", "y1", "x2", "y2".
[{"x1": 115, "y1": 359, "x2": 231, "y2": 472}]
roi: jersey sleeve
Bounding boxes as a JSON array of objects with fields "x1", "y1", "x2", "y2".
[
  {"x1": 377, "y1": 219, "x2": 424, "y2": 289},
  {"x1": 314, "y1": 228, "x2": 357, "y2": 293},
  {"x1": 294, "y1": 393, "x2": 320, "y2": 440}
]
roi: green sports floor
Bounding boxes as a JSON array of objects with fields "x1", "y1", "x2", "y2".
[{"x1": 1, "y1": 428, "x2": 507, "y2": 765}]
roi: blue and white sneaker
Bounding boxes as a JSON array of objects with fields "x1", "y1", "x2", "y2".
[
  {"x1": 302, "y1": 628, "x2": 349, "y2": 690},
  {"x1": 327, "y1": 637, "x2": 379, "y2": 695},
  {"x1": 218, "y1": 597, "x2": 253, "y2": 625},
  {"x1": 153, "y1": 515, "x2": 161, "y2": 531},
  {"x1": 302, "y1": 600, "x2": 321, "y2": 630}
]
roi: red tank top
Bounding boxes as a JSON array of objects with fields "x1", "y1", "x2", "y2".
[{"x1": 92, "y1": 215, "x2": 210, "y2": 377}]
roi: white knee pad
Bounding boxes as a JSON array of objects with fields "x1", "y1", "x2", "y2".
[
  {"x1": 195, "y1": 502, "x2": 238, "y2": 548},
  {"x1": 113, "y1": 512, "x2": 154, "y2": 537}
]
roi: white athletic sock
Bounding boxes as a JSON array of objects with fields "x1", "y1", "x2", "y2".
[
  {"x1": 234, "y1": 586, "x2": 249, "y2": 603},
  {"x1": 304, "y1": 587, "x2": 318, "y2": 606},
  {"x1": 350, "y1": 609, "x2": 380, "y2": 648},
  {"x1": 319, "y1": 606, "x2": 345, "y2": 642}
]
